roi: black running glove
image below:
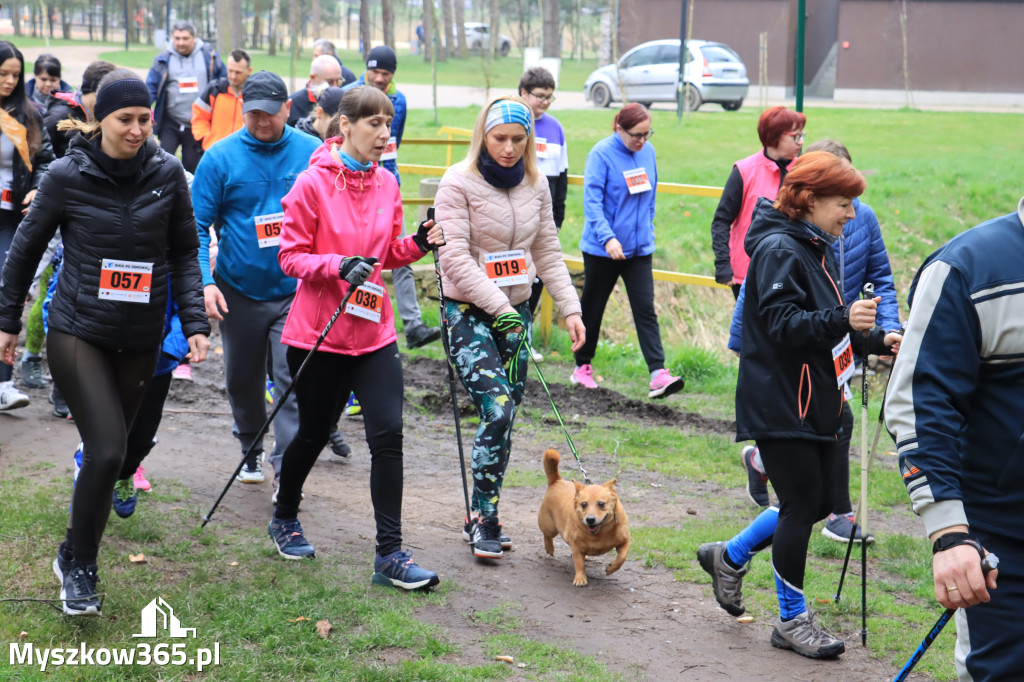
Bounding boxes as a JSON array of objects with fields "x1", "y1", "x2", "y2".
[{"x1": 339, "y1": 256, "x2": 377, "y2": 287}]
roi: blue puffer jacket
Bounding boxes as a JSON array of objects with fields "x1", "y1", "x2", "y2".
[{"x1": 729, "y1": 198, "x2": 899, "y2": 353}]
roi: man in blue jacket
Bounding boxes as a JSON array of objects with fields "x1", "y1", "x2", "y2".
[
  {"x1": 191, "y1": 71, "x2": 320, "y2": 489},
  {"x1": 146, "y1": 21, "x2": 226, "y2": 173},
  {"x1": 885, "y1": 198, "x2": 1019, "y2": 681},
  {"x1": 342, "y1": 46, "x2": 440, "y2": 349}
]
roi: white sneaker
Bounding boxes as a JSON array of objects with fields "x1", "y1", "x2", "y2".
[
  {"x1": 0, "y1": 381, "x2": 30, "y2": 411},
  {"x1": 236, "y1": 451, "x2": 265, "y2": 483},
  {"x1": 530, "y1": 347, "x2": 544, "y2": 363}
]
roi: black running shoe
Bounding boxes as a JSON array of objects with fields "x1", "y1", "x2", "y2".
[
  {"x1": 471, "y1": 515, "x2": 504, "y2": 558},
  {"x1": 463, "y1": 515, "x2": 511, "y2": 549},
  {"x1": 328, "y1": 430, "x2": 351, "y2": 458},
  {"x1": 54, "y1": 555, "x2": 101, "y2": 616}
]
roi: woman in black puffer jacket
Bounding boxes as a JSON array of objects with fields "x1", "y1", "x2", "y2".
[{"x1": 0, "y1": 70, "x2": 210, "y2": 617}]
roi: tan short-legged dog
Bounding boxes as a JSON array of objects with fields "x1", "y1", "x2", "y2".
[{"x1": 537, "y1": 449, "x2": 630, "y2": 587}]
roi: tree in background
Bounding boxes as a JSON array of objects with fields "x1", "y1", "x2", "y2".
[
  {"x1": 382, "y1": 0, "x2": 394, "y2": 49},
  {"x1": 542, "y1": 0, "x2": 559, "y2": 58}
]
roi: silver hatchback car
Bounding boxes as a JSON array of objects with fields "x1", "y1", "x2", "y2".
[{"x1": 584, "y1": 39, "x2": 749, "y2": 111}]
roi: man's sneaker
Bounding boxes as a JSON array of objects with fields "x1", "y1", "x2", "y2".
[
  {"x1": 112, "y1": 478, "x2": 138, "y2": 518},
  {"x1": 571, "y1": 364, "x2": 598, "y2": 389},
  {"x1": 328, "y1": 430, "x2": 351, "y2": 458},
  {"x1": 648, "y1": 369, "x2": 684, "y2": 399},
  {"x1": 821, "y1": 512, "x2": 875, "y2": 544},
  {"x1": 49, "y1": 386, "x2": 69, "y2": 418},
  {"x1": 19, "y1": 355, "x2": 46, "y2": 388},
  {"x1": 530, "y1": 347, "x2": 544, "y2": 363},
  {"x1": 471, "y1": 515, "x2": 504, "y2": 558},
  {"x1": 463, "y1": 515, "x2": 511, "y2": 549},
  {"x1": 406, "y1": 324, "x2": 442, "y2": 349},
  {"x1": 697, "y1": 541, "x2": 748, "y2": 616},
  {"x1": 268, "y1": 516, "x2": 316, "y2": 560},
  {"x1": 236, "y1": 451, "x2": 265, "y2": 483},
  {"x1": 346, "y1": 394, "x2": 361, "y2": 416},
  {"x1": 740, "y1": 445, "x2": 770, "y2": 507},
  {"x1": 133, "y1": 466, "x2": 152, "y2": 492},
  {"x1": 0, "y1": 381, "x2": 30, "y2": 411},
  {"x1": 171, "y1": 363, "x2": 193, "y2": 381},
  {"x1": 770, "y1": 610, "x2": 846, "y2": 659},
  {"x1": 53, "y1": 556, "x2": 101, "y2": 616},
  {"x1": 265, "y1": 380, "x2": 274, "y2": 405},
  {"x1": 371, "y1": 549, "x2": 440, "y2": 590}
]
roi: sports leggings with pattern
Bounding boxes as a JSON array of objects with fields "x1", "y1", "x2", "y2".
[
  {"x1": 48, "y1": 331, "x2": 157, "y2": 567},
  {"x1": 445, "y1": 300, "x2": 532, "y2": 518}
]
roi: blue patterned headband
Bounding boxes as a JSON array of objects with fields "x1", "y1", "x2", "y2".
[{"x1": 484, "y1": 100, "x2": 531, "y2": 136}]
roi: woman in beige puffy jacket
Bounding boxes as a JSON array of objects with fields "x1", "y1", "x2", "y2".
[{"x1": 434, "y1": 96, "x2": 585, "y2": 560}]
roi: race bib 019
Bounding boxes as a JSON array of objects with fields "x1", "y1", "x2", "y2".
[{"x1": 484, "y1": 250, "x2": 529, "y2": 287}]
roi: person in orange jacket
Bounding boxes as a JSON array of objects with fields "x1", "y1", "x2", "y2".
[{"x1": 191, "y1": 49, "x2": 251, "y2": 151}]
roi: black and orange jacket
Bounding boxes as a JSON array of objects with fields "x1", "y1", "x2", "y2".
[
  {"x1": 735, "y1": 197, "x2": 887, "y2": 443},
  {"x1": 191, "y1": 77, "x2": 243, "y2": 150}
]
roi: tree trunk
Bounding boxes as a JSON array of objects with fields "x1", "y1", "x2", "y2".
[
  {"x1": 311, "y1": 0, "x2": 320, "y2": 41},
  {"x1": 381, "y1": 0, "x2": 394, "y2": 49},
  {"x1": 488, "y1": 0, "x2": 499, "y2": 61},
  {"x1": 215, "y1": 0, "x2": 231, "y2": 53},
  {"x1": 60, "y1": 0, "x2": 72, "y2": 39},
  {"x1": 542, "y1": 0, "x2": 559, "y2": 58},
  {"x1": 252, "y1": 12, "x2": 261, "y2": 49},
  {"x1": 101, "y1": 0, "x2": 108, "y2": 42},
  {"x1": 289, "y1": 0, "x2": 300, "y2": 76},
  {"x1": 422, "y1": 0, "x2": 432, "y2": 62},
  {"x1": 47, "y1": 3, "x2": 55, "y2": 38},
  {"x1": 440, "y1": 0, "x2": 453, "y2": 62},
  {"x1": 268, "y1": 0, "x2": 279, "y2": 55},
  {"x1": 231, "y1": 0, "x2": 243, "y2": 48},
  {"x1": 359, "y1": 0, "x2": 370, "y2": 60},
  {"x1": 453, "y1": 0, "x2": 466, "y2": 58},
  {"x1": 11, "y1": 1, "x2": 20, "y2": 36}
]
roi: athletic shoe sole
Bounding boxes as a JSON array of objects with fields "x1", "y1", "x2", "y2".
[
  {"x1": 463, "y1": 519, "x2": 512, "y2": 549},
  {"x1": 53, "y1": 558, "x2": 101, "y2": 617},
  {"x1": 473, "y1": 545, "x2": 504, "y2": 559},
  {"x1": 370, "y1": 571, "x2": 440, "y2": 590},
  {"x1": 820, "y1": 525, "x2": 875, "y2": 545},
  {"x1": 648, "y1": 377, "x2": 685, "y2": 399},
  {"x1": 770, "y1": 628, "x2": 845, "y2": 659},
  {"x1": 237, "y1": 471, "x2": 265, "y2": 484}
]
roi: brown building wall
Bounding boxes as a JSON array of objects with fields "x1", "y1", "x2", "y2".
[{"x1": 836, "y1": 1, "x2": 1024, "y2": 91}]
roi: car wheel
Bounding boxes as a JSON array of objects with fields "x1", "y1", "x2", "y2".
[
  {"x1": 721, "y1": 100, "x2": 743, "y2": 111},
  {"x1": 590, "y1": 82, "x2": 611, "y2": 108},
  {"x1": 683, "y1": 84, "x2": 702, "y2": 112},
  {"x1": 500, "y1": 41, "x2": 510, "y2": 57}
]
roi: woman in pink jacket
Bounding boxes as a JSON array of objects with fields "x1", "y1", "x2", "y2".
[
  {"x1": 272, "y1": 86, "x2": 444, "y2": 591},
  {"x1": 434, "y1": 96, "x2": 586, "y2": 560}
]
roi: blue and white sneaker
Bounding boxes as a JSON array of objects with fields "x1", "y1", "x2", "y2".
[
  {"x1": 268, "y1": 516, "x2": 316, "y2": 560},
  {"x1": 72, "y1": 442, "x2": 83, "y2": 485},
  {"x1": 53, "y1": 547, "x2": 101, "y2": 617},
  {"x1": 371, "y1": 549, "x2": 440, "y2": 590},
  {"x1": 112, "y1": 478, "x2": 137, "y2": 518},
  {"x1": 265, "y1": 380, "x2": 275, "y2": 405}
]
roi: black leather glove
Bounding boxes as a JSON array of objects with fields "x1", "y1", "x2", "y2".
[
  {"x1": 339, "y1": 256, "x2": 377, "y2": 287},
  {"x1": 412, "y1": 218, "x2": 434, "y2": 252}
]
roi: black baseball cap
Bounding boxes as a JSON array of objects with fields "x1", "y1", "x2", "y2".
[
  {"x1": 317, "y1": 86, "x2": 345, "y2": 116},
  {"x1": 242, "y1": 71, "x2": 288, "y2": 115}
]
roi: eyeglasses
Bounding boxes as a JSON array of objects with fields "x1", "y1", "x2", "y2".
[
  {"x1": 528, "y1": 91, "x2": 556, "y2": 103},
  {"x1": 324, "y1": 78, "x2": 341, "y2": 87},
  {"x1": 785, "y1": 131, "x2": 806, "y2": 144},
  {"x1": 624, "y1": 128, "x2": 655, "y2": 141}
]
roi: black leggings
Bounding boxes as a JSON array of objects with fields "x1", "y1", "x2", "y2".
[
  {"x1": 48, "y1": 331, "x2": 157, "y2": 567},
  {"x1": 573, "y1": 253, "x2": 665, "y2": 372},
  {"x1": 119, "y1": 371, "x2": 173, "y2": 479},
  {"x1": 758, "y1": 437, "x2": 839, "y2": 590},
  {"x1": 275, "y1": 342, "x2": 404, "y2": 556}
]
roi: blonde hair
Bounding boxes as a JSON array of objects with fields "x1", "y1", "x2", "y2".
[{"x1": 464, "y1": 96, "x2": 539, "y2": 184}]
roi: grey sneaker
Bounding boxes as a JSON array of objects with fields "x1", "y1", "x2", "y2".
[
  {"x1": 740, "y1": 445, "x2": 770, "y2": 507},
  {"x1": 821, "y1": 512, "x2": 875, "y2": 544},
  {"x1": 19, "y1": 355, "x2": 46, "y2": 388},
  {"x1": 406, "y1": 324, "x2": 441, "y2": 349},
  {"x1": 770, "y1": 610, "x2": 846, "y2": 659},
  {"x1": 697, "y1": 541, "x2": 748, "y2": 616}
]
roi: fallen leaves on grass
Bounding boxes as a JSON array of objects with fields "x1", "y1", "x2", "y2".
[
  {"x1": 495, "y1": 655, "x2": 514, "y2": 664},
  {"x1": 288, "y1": 616, "x2": 310, "y2": 623},
  {"x1": 315, "y1": 620, "x2": 332, "y2": 639},
  {"x1": 736, "y1": 616, "x2": 754, "y2": 624},
  {"x1": 128, "y1": 553, "x2": 146, "y2": 563}
]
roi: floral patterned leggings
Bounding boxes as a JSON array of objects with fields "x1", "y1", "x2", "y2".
[{"x1": 444, "y1": 299, "x2": 532, "y2": 518}]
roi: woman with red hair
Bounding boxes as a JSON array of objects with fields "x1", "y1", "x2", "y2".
[
  {"x1": 711, "y1": 105, "x2": 806, "y2": 298},
  {"x1": 697, "y1": 151, "x2": 901, "y2": 659},
  {"x1": 572, "y1": 103, "x2": 683, "y2": 399}
]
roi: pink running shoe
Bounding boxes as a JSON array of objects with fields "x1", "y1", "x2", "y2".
[
  {"x1": 171, "y1": 363, "x2": 192, "y2": 381},
  {"x1": 133, "y1": 466, "x2": 152, "y2": 492},
  {"x1": 571, "y1": 364, "x2": 598, "y2": 389},
  {"x1": 648, "y1": 369, "x2": 684, "y2": 399}
]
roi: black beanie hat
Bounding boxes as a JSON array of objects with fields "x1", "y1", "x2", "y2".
[
  {"x1": 93, "y1": 78, "x2": 151, "y2": 121},
  {"x1": 366, "y1": 46, "x2": 397, "y2": 74}
]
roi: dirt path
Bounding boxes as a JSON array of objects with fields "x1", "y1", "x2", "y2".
[{"x1": 1, "y1": 341, "x2": 915, "y2": 680}]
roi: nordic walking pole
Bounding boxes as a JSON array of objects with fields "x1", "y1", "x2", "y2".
[
  {"x1": 893, "y1": 553, "x2": 999, "y2": 681},
  {"x1": 427, "y1": 207, "x2": 473, "y2": 528},
  {"x1": 858, "y1": 282, "x2": 875, "y2": 646},
  {"x1": 200, "y1": 258, "x2": 378, "y2": 528}
]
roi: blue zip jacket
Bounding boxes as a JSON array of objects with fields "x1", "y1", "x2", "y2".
[
  {"x1": 145, "y1": 42, "x2": 226, "y2": 127},
  {"x1": 192, "y1": 125, "x2": 320, "y2": 301},
  {"x1": 729, "y1": 198, "x2": 899, "y2": 353},
  {"x1": 342, "y1": 76, "x2": 406, "y2": 184},
  {"x1": 580, "y1": 133, "x2": 657, "y2": 259}
]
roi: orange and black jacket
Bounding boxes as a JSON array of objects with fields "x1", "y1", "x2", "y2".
[{"x1": 191, "y1": 78, "x2": 243, "y2": 151}]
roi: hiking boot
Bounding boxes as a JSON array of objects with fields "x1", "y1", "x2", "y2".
[
  {"x1": 53, "y1": 554, "x2": 101, "y2": 617},
  {"x1": 346, "y1": 394, "x2": 361, "y2": 416},
  {"x1": 171, "y1": 363, "x2": 193, "y2": 381},
  {"x1": 770, "y1": 610, "x2": 846, "y2": 659},
  {"x1": 648, "y1": 369, "x2": 684, "y2": 399},
  {"x1": 697, "y1": 541, "x2": 748, "y2": 616},
  {"x1": 463, "y1": 515, "x2": 511, "y2": 549},
  {"x1": 740, "y1": 445, "x2": 770, "y2": 507},
  {"x1": 406, "y1": 324, "x2": 442, "y2": 349},
  {"x1": 328, "y1": 430, "x2": 351, "y2": 458},
  {"x1": 0, "y1": 381, "x2": 30, "y2": 411},
  {"x1": 49, "y1": 386, "x2": 69, "y2": 418},
  {"x1": 571, "y1": 364, "x2": 598, "y2": 389},
  {"x1": 112, "y1": 478, "x2": 138, "y2": 519},
  {"x1": 268, "y1": 516, "x2": 316, "y2": 560},
  {"x1": 236, "y1": 451, "x2": 265, "y2": 483},
  {"x1": 471, "y1": 515, "x2": 504, "y2": 558},
  {"x1": 19, "y1": 355, "x2": 46, "y2": 388},
  {"x1": 133, "y1": 466, "x2": 152, "y2": 493},
  {"x1": 821, "y1": 512, "x2": 875, "y2": 545},
  {"x1": 372, "y1": 549, "x2": 440, "y2": 590}
]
